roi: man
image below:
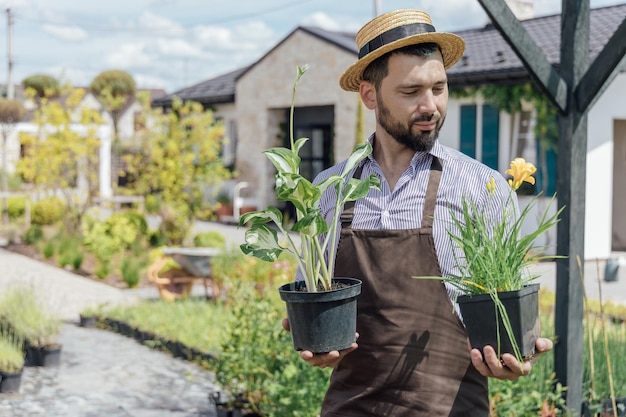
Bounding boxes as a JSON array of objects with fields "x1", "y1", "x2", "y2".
[{"x1": 284, "y1": 9, "x2": 553, "y2": 416}]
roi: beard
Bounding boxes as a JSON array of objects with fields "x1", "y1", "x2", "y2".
[{"x1": 377, "y1": 96, "x2": 445, "y2": 152}]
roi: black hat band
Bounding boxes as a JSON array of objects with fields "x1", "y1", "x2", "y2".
[{"x1": 358, "y1": 22, "x2": 436, "y2": 59}]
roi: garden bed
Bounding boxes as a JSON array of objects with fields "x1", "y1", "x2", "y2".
[{"x1": 5, "y1": 242, "x2": 152, "y2": 289}]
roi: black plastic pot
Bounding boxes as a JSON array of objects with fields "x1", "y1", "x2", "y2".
[
  {"x1": 457, "y1": 283, "x2": 540, "y2": 359},
  {"x1": 79, "y1": 314, "x2": 97, "y2": 328},
  {"x1": 0, "y1": 368, "x2": 23, "y2": 393},
  {"x1": 582, "y1": 397, "x2": 626, "y2": 417},
  {"x1": 25, "y1": 344, "x2": 62, "y2": 367},
  {"x1": 278, "y1": 277, "x2": 362, "y2": 353}
]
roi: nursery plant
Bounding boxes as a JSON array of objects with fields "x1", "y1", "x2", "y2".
[
  {"x1": 0, "y1": 330, "x2": 24, "y2": 374},
  {"x1": 0, "y1": 286, "x2": 62, "y2": 350},
  {"x1": 238, "y1": 65, "x2": 380, "y2": 353},
  {"x1": 416, "y1": 158, "x2": 562, "y2": 361},
  {"x1": 239, "y1": 65, "x2": 381, "y2": 293}
]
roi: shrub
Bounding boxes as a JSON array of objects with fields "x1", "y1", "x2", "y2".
[
  {"x1": 72, "y1": 251, "x2": 84, "y2": 271},
  {"x1": 144, "y1": 194, "x2": 161, "y2": 214},
  {"x1": 7, "y1": 196, "x2": 26, "y2": 220},
  {"x1": 23, "y1": 224, "x2": 43, "y2": 244},
  {"x1": 42, "y1": 240, "x2": 55, "y2": 258},
  {"x1": 214, "y1": 282, "x2": 330, "y2": 417},
  {"x1": 55, "y1": 234, "x2": 82, "y2": 269},
  {"x1": 82, "y1": 212, "x2": 143, "y2": 267},
  {"x1": 193, "y1": 231, "x2": 226, "y2": 248},
  {"x1": 158, "y1": 204, "x2": 191, "y2": 246},
  {"x1": 148, "y1": 229, "x2": 166, "y2": 247},
  {"x1": 120, "y1": 257, "x2": 143, "y2": 288},
  {"x1": 32, "y1": 196, "x2": 65, "y2": 225}
]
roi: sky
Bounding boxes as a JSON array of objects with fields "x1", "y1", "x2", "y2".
[{"x1": 0, "y1": 0, "x2": 622, "y2": 94}]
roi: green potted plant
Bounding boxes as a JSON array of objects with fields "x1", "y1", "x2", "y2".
[
  {"x1": 416, "y1": 158, "x2": 562, "y2": 362},
  {"x1": 0, "y1": 286, "x2": 63, "y2": 367},
  {"x1": 239, "y1": 65, "x2": 381, "y2": 353},
  {"x1": 0, "y1": 330, "x2": 24, "y2": 393}
]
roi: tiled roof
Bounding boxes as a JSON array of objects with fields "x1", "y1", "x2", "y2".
[
  {"x1": 446, "y1": 3, "x2": 626, "y2": 86},
  {"x1": 151, "y1": 4, "x2": 626, "y2": 106},
  {"x1": 152, "y1": 66, "x2": 251, "y2": 107}
]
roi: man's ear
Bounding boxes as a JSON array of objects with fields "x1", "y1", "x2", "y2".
[{"x1": 359, "y1": 81, "x2": 377, "y2": 110}]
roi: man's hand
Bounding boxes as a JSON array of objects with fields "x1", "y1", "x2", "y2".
[
  {"x1": 282, "y1": 318, "x2": 358, "y2": 368},
  {"x1": 470, "y1": 337, "x2": 553, "y2": 381}
]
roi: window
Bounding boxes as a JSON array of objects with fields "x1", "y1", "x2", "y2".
[{"x1": 459, "y1": 104, "x2": 499, "y2": 170}]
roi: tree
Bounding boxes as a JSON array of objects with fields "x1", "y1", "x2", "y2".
[
  {"x1": 89, "y1": 70, "x2": 136, "y2": 142},
  {"x1": 17, "y1": 88, "x2": 102, "y2": 234},
  {"x1": 0, "y1": 98, "x2": 26, "y2": 223},
  {"x1": 123, "y1": 94, "x2": 233, "y2": 244},
  {"x1": 22, "y1": 74, "x2": 61, "y2": 100},
  {"x1": 89, "y1": 70, "x2": 137, "y2": 191}
]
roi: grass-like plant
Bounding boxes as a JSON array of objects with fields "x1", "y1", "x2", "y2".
[
  {"x1": 416, "y1": 158, "x2": 563, "y2": 361},
  {"x1": 0, "y1": 286, "x2": 62, "y2": 348},
  {"x1": 0, "y1": 329, "x2": 24, "y2": 373},
  {"x1": 239, "y1": 65, "x2": 380, "y2": 292}
]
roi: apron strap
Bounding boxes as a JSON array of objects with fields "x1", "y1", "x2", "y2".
[
  {"x1": 340, "y1": 156, "x2": 443, "y2": 228},
  {"x1": 421, "y1": 157, "x2": 443, "y2": 229}
]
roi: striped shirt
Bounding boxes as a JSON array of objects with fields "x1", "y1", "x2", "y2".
[{"x1": 311, "y1": 135, "x2": 516, "y2": 304}]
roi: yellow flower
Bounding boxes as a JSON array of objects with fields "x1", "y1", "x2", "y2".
[
  {"x1": 505, "y1": 158, "x2": 537, "y2": 191},
  {"x1": 486, "y1": 177, "x2": 496, "y2": 195}
]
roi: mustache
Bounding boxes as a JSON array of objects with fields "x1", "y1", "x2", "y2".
[{"x1": 411, "y1": 114, "x2": 437, "y2": 123}]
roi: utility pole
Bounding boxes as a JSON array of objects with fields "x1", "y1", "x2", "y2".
[
  {"x1": 374, "y1": 0, "x2": 381, "y2": 17},
  {"x1": 6, "y1": 8, "x2": 14, "y2": 99}
]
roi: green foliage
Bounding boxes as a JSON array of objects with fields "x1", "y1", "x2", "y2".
[
  {"x1": 240, "y1": 66, "x2": 380, "y2": 292},
  {"x1": 193, "y1": 231, "x2": 227, "y2": 248},
  {"x1": 122, "y1": 93, "x2": 233, "y2": 223},
  {"x1": 54, "y1": 234, "x2": 84, "y2": 270},
  {"x1": 17, "y1": 87, "x2": 102, "y2": 234},
  {"x1": 148, "y1": 228, "x2": 166, "y2": 247},
  {"x1": 81, "y1": 212, "x2": 145, "y2": 264},
  {"x1": 89, "y1": 70, "x2": 136, "y2": 99},
  {"x1": 6, "y1": 196, "x2": 26, "y2": 219},
  {"x1": 120, "y1": 257, "x2": 144, "y2": 288},
  {"x1": 102, "y1": 298, "x2": 230, "y2": 353},
  {"x1": 214, "y1": 282, "x2": 330, "y2": 416},
  {"x1": 95, "y1": 261, "x2": 111, "y2": 279},
  {"x1": 0, "y1": 286, "x2": 61, "y2": 348},
  {"x1": 158, "y1": 203, "x2": 191, "y2": 246},
  {"x1": 42, "y1": 240, "x2": 55, "y2": 258},
  {"x1": 21, "y1": 74, "x2": 60, "y2": 98},
  {"x1": 31, "y1": 196, "x2": 65, "y2": 225},
  {"x1": 22, "y1": 224, "x2": 43, "y2": 244},
  {"x1": 144, "y1": 194, "x2": 161, "y2": 214},
  {"x1": 0, "y1": 329, "x2": 24, "y2": 373}
]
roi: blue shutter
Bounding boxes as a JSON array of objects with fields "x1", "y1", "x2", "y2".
[
  {"x1": 535, "y1": 141, "x2": 557, "y2": 196},
  {"x1": 481, "y1": 104, "x2": 499, "y2": 170},
  {"x1": 460, "y1": 105, "x2": 476, "y2": 158}
]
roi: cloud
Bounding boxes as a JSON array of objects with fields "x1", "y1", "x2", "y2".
[
  {"x1": 105, "y1": 42, "x2": 153, "y2": 69},
  {"x1": 138, "y1": 10, "x2": 185, "y2": 37},
  {"x1": 193, "y1": 21, "x2": 276, "y2": 52},
  {"x1": 41, "y1": 23, "x2": 88, "y2": 42},
  {"x1": 301, "y1": 12, "x2": 343, "y2": 31},
  {"x1": 154, "y1": 38, "x2": 204, "y2": 58}
]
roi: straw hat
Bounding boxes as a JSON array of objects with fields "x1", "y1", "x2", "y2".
[{"x1": 339, "y1": 9, "x2": 465, "y2": 92}]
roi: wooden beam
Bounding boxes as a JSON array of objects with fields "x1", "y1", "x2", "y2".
[
  {"x1": 575, "y1": 16, "x2": 626, "y2": 113},
  {"x1": 554, "y1": 1, "x2": 588, "y2": 415},
  {"x1": 477, "y1": 0, "x2": 568, "y2": 112}
]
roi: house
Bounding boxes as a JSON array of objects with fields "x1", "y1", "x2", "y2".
[{"x1": 152, "y1": 3, "x2": 626, "y2": 260}]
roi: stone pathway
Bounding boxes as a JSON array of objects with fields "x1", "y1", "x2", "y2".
[{"x1": 0, "y1": 324, "x2": 218, "y2": 417}]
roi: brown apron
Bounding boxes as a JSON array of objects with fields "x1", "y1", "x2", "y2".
[{"x1": 321, "y1": 158, "x2": 489, "y2": 417}]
